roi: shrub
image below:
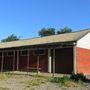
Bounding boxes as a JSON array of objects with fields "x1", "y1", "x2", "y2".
[
  {"x1": 70, "y1": 73, "x2": 86, "y2": 82},
  {"x1": 70, "y1": 73, "x2": 79, "y2": 81}
]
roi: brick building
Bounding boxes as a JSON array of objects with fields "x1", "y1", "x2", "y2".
[{"x1": 0, "y1": 29, "x2": 90, "y2": 74}]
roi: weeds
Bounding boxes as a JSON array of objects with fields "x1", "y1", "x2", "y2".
[
  {"x1": 50, "y1": 76, "x2": 79, "y2": 87},
  {"x1": 0, "y1": 87, "x2": 10, "y2": 90},
  {"x1": 28, "y1": 75, "x2": 47, "y2": 87},
  {"x1": 0, "y1": 72, "x2": 14, "y2": 80},
  {"x1": 0, "y1": 72, "x2": 86, "y2": 89},
  {"x1": 51, "y1": 76, "x2": 70, "y2": 83}
]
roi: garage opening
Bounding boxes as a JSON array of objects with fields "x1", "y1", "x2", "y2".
[{"x1": 55, "y1": 47, "x2": 73, "y2": 74}]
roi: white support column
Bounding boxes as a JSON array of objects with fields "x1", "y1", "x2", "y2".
[
  {"x1": 17, "y1": 50, "x2": 19, "y2": 71},
  {"x1": 48, "y1": 49, "x2": 51, "y2": 73},
  {"x1": 73, "y1": 45, "x2": 77, "y2": 74}
]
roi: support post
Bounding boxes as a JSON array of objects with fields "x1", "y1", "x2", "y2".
[
  {"x1": 13, "y1": 51, "x2": 15, "y2": 72},
  {"x1": 48, "y1": 49, "x2": 51, "y2": 73},
  {"x1": 52, "y1": 49, "x2": 55, "y2": 77},
  {"x1": 17, "y1": 50, "x2": 19, "y2": 71},
  {"x1": 37, "y1": 55, "x2": 39, "y2": 74},
  {"x1": 27, "y1": 49, "x2": 29, "y2": 74},
  {"x1": 73, "y1": 45, "x2": 77, "y2": 74},
  {"x1": 1, "y1": 52, "x2": 4, "y2": 72}
]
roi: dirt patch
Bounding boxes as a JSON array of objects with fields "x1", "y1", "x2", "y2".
[
  {"x1": 0, "y1": 74, "x2": 89, "y2": 90},
  {"x1": 34, "y1": 82, "x2": 90, "y2": 90},
  {"x1": 0, "y1": 75, "x2": 31, "y2": 90}
]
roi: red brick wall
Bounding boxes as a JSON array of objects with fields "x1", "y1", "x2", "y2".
[{"x1": 77, "y1": 47, "x2": 90, "y2": 75}]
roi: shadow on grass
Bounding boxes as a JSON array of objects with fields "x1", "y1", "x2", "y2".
[
  {"x1": 83, "y1": 78, "x2": 90, "y2": 83},
  {"x1": 70, "y1": 73, "x2": 90, "y2": 84}
]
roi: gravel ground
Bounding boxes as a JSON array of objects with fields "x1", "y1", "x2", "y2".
[
  {"x1": 0, "y1": 75, "x2": 30, "y2": 90},
  {"x1": 32, "y1": 75, "x2": 90, "y2": 90},
  {"x1": 0, "y1": 75, "x2": 90, "y2": 90},
  {"x1": 34, "y1": 82, "x2": 90, "y2": 90}
]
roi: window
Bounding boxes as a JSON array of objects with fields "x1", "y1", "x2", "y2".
[
  {"x1": 34, "y1": 49, "x2": 45, "y2": 55},
  {"x1": 21, "y1": 50, "x2": 28, "y2": 56},
  {"x1": 7, "y1": 51, "x2": 13, "y2": 56}
]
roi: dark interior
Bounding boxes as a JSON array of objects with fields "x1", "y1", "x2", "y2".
[{"x1": 55, "y1": 47, "x2": 73, "y2": 74}]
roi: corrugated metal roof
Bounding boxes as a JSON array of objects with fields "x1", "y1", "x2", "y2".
[{"x1": 0, "y1": 29, "x2": 90, "y2": 49}]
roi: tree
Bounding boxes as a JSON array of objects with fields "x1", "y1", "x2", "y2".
[
  {"x1": 1, "y1": 34, "x2": 20, "y2": 42},
  {"x1": 57, "y1": 27, "x2": 72, "y2": 34},
  {"x1": 39, "y1": 27, "x2": 56, "y2": 37}
]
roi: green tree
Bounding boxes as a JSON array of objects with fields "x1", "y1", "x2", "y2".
[
  {"x1": 39, "y1": 27, "x2": 56, "y2": 37},
  {"x1": 57, "y1": 27, "x2": 72, "y2": 34},
  {"x1": 1, "y1": 34, "x2": 20, "y2": 42}
]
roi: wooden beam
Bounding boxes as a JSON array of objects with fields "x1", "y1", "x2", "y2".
[
  {"x1": 1, "y1": 52, "x2": 4, "y2": 72},
  {"x1": 52, "y1": 49, "x2": 55, "y2": 77},
  {"x1": 27, "y1": 49, "x2": 30, "y2": 73},
  {"x1": 13, "y1": 51, "x2": 15, "y2": 72},
  {"x1": 17, "y1": 50, "x2": 19, "y2": 71},
  {"x1": 37, "y1": 55, "x2": 39, "y2": 74}
]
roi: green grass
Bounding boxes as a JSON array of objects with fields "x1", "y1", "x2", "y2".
[
  {"x1": 28, "y1": 75, "x2": 79, "y2": 88},
  {"x1": 50, "y1": 76, "x2": 79, "y2": 87},
  {"x1": 28, "y1": 75, "x2": 52, "y2": 90},
  {"x1": 28, "y1": 75, "x2": 82, "y2": 88},
  {"x1": 50, "y1": 76, "x2": 71, "y2": 83},
  {"x1": 0, "y1": 87, "x2": 10, "y2": 90},
  {"x1": 28, "y1": 75, "x2": 47, "y2": 87},
  {"x1": 0, "y1": 72, "x2": 15, "y2": 80}
]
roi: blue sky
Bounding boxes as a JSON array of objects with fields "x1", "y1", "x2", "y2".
[{"x1": 0, "y1": 0, "x2": 90, "y2": 40}]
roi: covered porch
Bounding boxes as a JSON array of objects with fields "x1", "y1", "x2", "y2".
[{"x1": 0, "y1": 42, "x2": 76, "y2": 75}]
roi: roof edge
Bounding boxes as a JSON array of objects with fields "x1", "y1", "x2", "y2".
[
  {"x1": 0, "y1": 28, "x2": 90, "y2": 44},
  {"x1": 76, "y1": 30, "x2": 90, "y2": 41}
]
